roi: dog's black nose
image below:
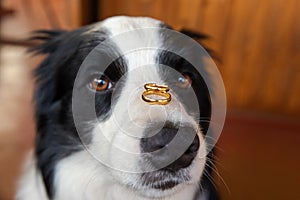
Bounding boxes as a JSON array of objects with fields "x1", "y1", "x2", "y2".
[{"x1": 140, "y1": 125, "x2": 200, "y2": 171}]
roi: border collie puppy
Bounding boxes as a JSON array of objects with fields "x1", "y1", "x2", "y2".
[{"x1": 16, "y1": 16, "x2": 220, "y2": 200}]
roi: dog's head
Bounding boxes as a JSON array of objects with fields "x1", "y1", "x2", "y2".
[{"x1": 33, "y1": 16, "x2": 222, "y2": 199}]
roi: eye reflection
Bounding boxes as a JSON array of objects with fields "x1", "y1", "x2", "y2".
[{"x1": 176, "y1": 74, "x2": 192, "y2": 89}]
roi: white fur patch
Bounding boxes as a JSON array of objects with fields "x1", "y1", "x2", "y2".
[
  {"x1": 16, "y1": 151, "x2": 48, "y2": 200},
  {"x1": 53, "y1": 150, "x2": 202, "y2": 200}
]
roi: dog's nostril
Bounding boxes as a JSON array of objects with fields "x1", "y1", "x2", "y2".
[
  {"x1": 164, "y1": 135, "x2": 199, "y2": 171},
  {"x1": 140, "y1": 126, "x2": 178, "y2": 153},
  {"x1": 140, "y1": 125, "x2": 200, "y2": 171},
  {"x1": 186, "y1": 135, "x2": 199, "y2": 153}
]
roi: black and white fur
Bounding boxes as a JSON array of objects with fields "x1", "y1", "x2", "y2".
[{"x1": 16, "y1": 16, "x2": 219, "y2": 200}]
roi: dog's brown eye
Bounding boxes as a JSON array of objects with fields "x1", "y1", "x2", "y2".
[
  {"x1": 177, "y1": 74, "x2": 192, "y2": 88},
  {"x1": 89, "y1": 75, "x2": 111, "y2": 91}
]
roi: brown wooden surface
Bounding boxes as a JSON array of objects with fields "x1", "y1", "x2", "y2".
[
  {"x1": 1, "y1": 0, "x2": 81, "y2": 40},
  {"x1": 99, "y1": 0, "x2": 300, "y2": 117},
  {"x1": 0, "y1": 46, "x2": 36, "y2": 200},
  {"x1": 217, "y1": 111, "x2": 300, "y2": 200}
]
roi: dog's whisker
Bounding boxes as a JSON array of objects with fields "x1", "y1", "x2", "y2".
[
  {"x1": 202, "y1": 169, "x2": 218, "y2": 192},
  {"x1": 205, "y1": 158, "x2": 231, "y2": 194}
]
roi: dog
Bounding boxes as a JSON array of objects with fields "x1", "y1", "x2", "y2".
[{"x1": 16, "y1": 16, "x2": 220, "y2": 200}]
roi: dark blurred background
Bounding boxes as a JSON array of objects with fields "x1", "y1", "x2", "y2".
[{"x1": 0, "y1": 0, "x2": 299, "y2": 199}]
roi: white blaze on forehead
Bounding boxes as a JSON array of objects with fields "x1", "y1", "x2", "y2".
[
  {"x1": 101, "y1": 16, "x2": 163, "y2": 70},
  {"x1": 101, "y1": 16, "x2": 168, "y2": 126},
  {"x1": 101, "y1": 16, "x2": 162, "y2": 37},
  {"x1": 87, "y1": 16, "x2": 162, "y2": 31}
]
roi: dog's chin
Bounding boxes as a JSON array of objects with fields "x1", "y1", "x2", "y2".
[
  {"x1": 151, "y1": 180, "x2": 181, "y2": 190},
  {"x1": 132, "y1": 169, "x2": 192, "y2": 198},
  {"x1": 139, "y1": 186, "x2": 182, "y2": 199},
  {"x1": 135, "y1": 181, "x2": 190, "y2": 199}
]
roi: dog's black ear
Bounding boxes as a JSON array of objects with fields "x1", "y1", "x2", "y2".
[
  {"x1": 179, "y1": 29, "x2": 209, "y2": 40},
  {"x1": 29, "y1": 30, "x2": 70, "y2": 115},
  {"x1": 29, "y1": 30, "x2": 68, "y2": 54},
  {"x1": 179, "y1": 29, "x2": 219, "y2": 61}
]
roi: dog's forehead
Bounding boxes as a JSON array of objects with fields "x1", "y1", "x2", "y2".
[
  {"x1": 93, "y1": 16, "x2": 165, "y2": 72},
  {"x1": 100, "y1": 16, "x2": 163, "y2": 34}
]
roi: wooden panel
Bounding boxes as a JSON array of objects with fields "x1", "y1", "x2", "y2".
[
  {"x1": 1, "y1": 0, "x2": 81, "y2": 40},
  {"x1": 99, "y1": 0, "x2": 300, "y2": 116}
]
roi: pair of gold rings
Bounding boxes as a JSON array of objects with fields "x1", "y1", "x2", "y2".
[{"x1": 142, "y1": 83, "x2": 171, "y2": 105}]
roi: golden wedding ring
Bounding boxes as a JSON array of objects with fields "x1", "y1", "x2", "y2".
[{"x1": 142, "y1": 83, "x2": 171, "y2": 105}]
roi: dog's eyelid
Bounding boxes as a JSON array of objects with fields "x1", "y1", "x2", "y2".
[
  {"x1": 88, "y1": 71, "x2": 106, "y2": 77},
  {"x1": 87, "y1": 72, "x2": 112, "y2": 82}
]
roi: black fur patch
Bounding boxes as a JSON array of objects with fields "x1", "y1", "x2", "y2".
[{"x1": 32, "y1": 25, "x2": 127, "y2": 198}]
